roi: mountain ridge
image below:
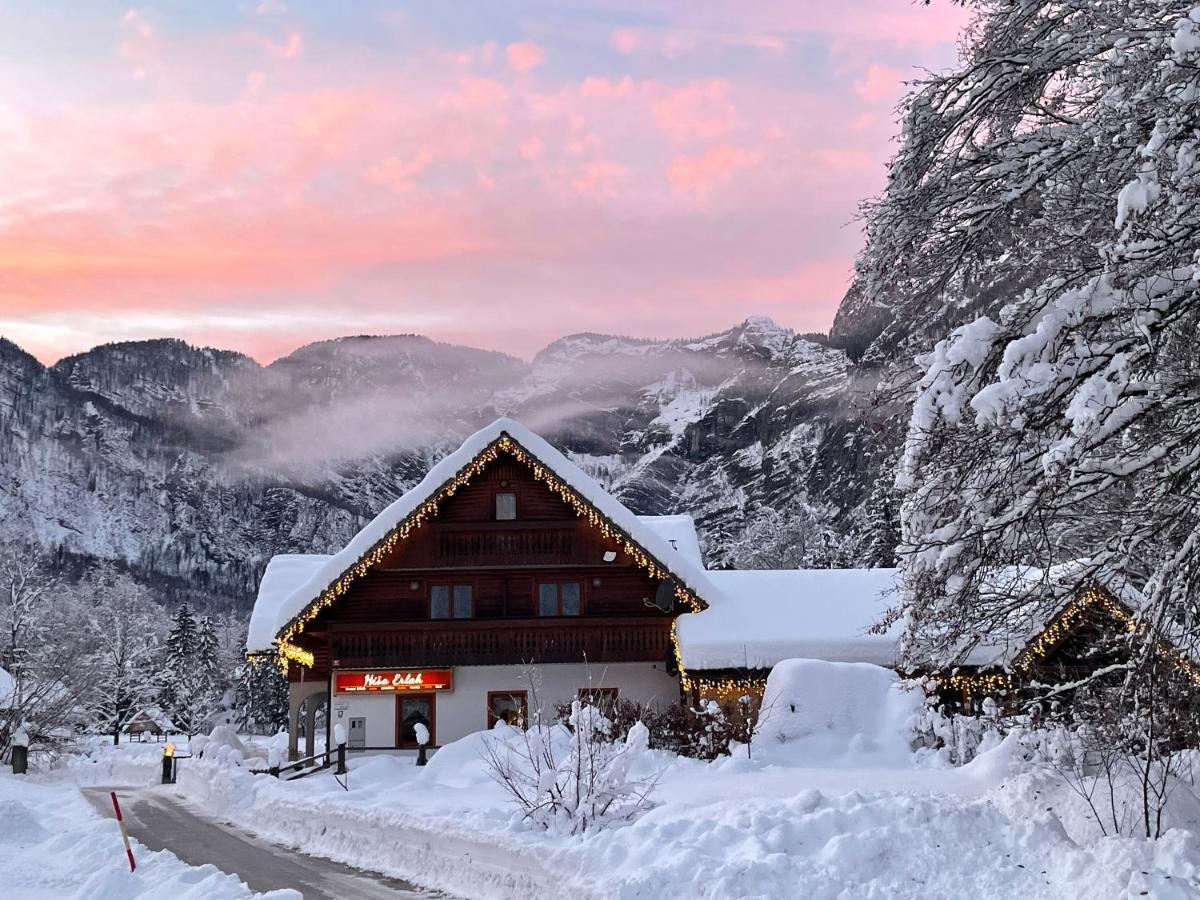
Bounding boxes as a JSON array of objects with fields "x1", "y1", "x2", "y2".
[{"x1": 0, "y1": 315, "x2": 896, "y2": 613}]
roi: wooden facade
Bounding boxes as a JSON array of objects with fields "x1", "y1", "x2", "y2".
[{"x1": 286, "y1": 453, "x2": 679, "y2": 685}]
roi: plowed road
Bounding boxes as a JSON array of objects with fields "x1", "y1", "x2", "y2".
[{"x1": 84, "y1": 787, "x2": 437, "y2": 900}]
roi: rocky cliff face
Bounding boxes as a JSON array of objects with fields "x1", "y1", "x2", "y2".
[{"x1": 0, "y1": 318, "x2": 895, "y2": 611}]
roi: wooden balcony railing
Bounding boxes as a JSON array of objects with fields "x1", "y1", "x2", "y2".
[
  {"x1": 436, "y1": 526, "x2": 574, "y2": 567},
  {"x1": 329, "y1": 617, "x2": 672, "y2": 667}
]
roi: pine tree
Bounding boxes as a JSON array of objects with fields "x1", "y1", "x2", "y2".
[
  {"x1": 236, "y1": 657, "x2": 288, "y2": 736},
  {"x1": 860, "y1": 472, "x2": 900, "y2": 569},
  {"x1": 195, "y1": 616, "x2": 221, "y2": 695},
  {"x1": 160, "y1": 603, "x2": 218, "y2": 735}
]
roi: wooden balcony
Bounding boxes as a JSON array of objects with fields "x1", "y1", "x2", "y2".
[
  {"x1": 436, "y1": 524, "x2": 575, "y2": 567},
  {"x1": 329, "y1": 617, "x2": 674, "y2": 668}
]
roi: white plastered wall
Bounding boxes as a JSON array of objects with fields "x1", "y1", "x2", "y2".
[{"x1": 331, "y1": 661, "x2": 680, "y2": 748}]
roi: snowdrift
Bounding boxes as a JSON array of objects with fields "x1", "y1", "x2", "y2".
[{"x1": 754, "y1": 658, "x2": 923, "y2": 765}]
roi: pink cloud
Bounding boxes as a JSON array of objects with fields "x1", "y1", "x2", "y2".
[
  {"x1": 653, "y1": 79, "x2": 737, "y2": 142},
  {"x1": 580, "y1": 76, "x2": 634, "y2": 99},
  {"x1": 519, "y1": 136, "x2": 544, "y2": 160},
  {"x1": 667, "y1": 145, "x2": 759, "y2": 200},
  {"x1": 0, "y1": 1, "x2": 970, "y2": 364},
  {"x1": 505, "y1": 41, "x2": 545, "y2": 72},
  {"x1": 610, "y1": 28, "x2": 640, "y2": 54},
  {"x1": 854, "y1": 63, "x2": 904, "y2": 103},
  {"x1": 572, "y1": 160, "x2": 628, "y2": 197},
  {"x1": 367, "y1": 148, "x2": 435, "y2": 192}
]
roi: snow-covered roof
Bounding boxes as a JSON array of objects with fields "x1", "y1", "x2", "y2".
[
  {"x1": 675, "y1": 568, "x2": 902, "y2": 671},
  {"x1": 637, "y1": 515, "x2": 704, "y2": 566},
  {"x1": 123, "y1": 704, "x2": 174, "y2": 732},
  {"x1": 957, "y1": 563, "x2": 1148, "y2": 668},
  {"x1": 266, "y1": 418, "x2": 721, "y2": 650},
  {"x1": 247, "y1": 554, "x2": 333, "y2": 653}
]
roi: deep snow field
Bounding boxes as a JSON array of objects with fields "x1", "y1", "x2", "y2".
[{"x1": 9, "y1": 662, "x2": 1200, "y2": 899}]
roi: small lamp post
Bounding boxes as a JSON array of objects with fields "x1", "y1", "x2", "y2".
[
  {"x1": 414, "y1": 722, "x2": 430, "y2": 766},
  {"x1": 161, "y1": 742, "x2": 176, "y2": 784},
  {"x1": 11, "y1": 722, "x2": 29, "y2": 775},
  {"x1": 333, "y1": 723, "x2": 347, "y2": 775}
]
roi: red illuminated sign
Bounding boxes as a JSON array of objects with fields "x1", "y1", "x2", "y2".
[{"x1": 335, "y1": 669, "x2": 453, "y2": 693}]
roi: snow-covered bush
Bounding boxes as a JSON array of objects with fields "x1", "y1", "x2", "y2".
[
  {"x1": 553, "y1": 696, "x2": 756, "y2": 760},
  {"x1": 483, "y1": 699, "x2": 658, "y2": 835}
]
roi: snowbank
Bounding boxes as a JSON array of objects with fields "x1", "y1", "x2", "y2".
[
  {"x1": 49, "y1": 729, "x2": 1200, "y2": 899},
  {"x1": 0, "y1": 774, "x2": 288, "y2": 899},
  {"x1": 754, "y1": 659, "x2": 922, "y2": 765}
]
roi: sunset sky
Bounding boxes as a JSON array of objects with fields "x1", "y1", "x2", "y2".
[{"x1": 0, "y1": 1, "x2": 969, "y2": 364}]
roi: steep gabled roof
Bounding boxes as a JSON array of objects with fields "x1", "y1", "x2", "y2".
[
  {"x1": 955, "y1": 564, "x2": 1148, "y2": 668},
  {"x1": 266, "y1": 418, "x2": 717, "y2": 658}
]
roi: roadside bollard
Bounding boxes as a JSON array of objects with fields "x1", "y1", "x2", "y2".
[
  {"x1": 110, "y1": 792, "x2": 136, "y2": 872},
  {"x1": 161, "y1": 742, "x2": 176, "y2": 784},
  {"x1": 334, "y1": 723, "x2": 348, "y2": 775},
  {"x1": 415, "y1": 722, "x2": 429, "y2": 766},
  {"x1": 11, "y1": 723, "x2": 29, "y2": 775}
]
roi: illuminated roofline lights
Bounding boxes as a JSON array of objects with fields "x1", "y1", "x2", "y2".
[{"x1": 273, "y1": 433, "x2": 705, "y2": 670}]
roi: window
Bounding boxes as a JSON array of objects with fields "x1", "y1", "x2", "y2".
[
  {"x1": 495, "y1": 492, "x2": 516, "y2": 520},
  {"x1": 487, "y1": 690, "x2": 528, "y2": 729},
  {"x1": 577, "y1": 687, "x2": 618, "y2": 711},
  {"x1": 431, "y1": 583, "x2": 473, "y2": 619},
  {"x1": 538, "y1": 581, "x2": 581, "y2": 616}
]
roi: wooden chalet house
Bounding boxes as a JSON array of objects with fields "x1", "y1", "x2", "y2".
[
  {"x1": 247, "y1": 419, "x2": 1182, "y2": 760},
  {"x1": 248, "y1": 418, "x2": 719, "y2": 759}
]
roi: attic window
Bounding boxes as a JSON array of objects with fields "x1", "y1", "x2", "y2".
[{"x1": 496, "y1": 492, "x2": 517, "y2": 520}]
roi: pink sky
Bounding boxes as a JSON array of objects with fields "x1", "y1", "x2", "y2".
[{"x1": 0, "y1": 1, "x2": 969, "y2": 364}]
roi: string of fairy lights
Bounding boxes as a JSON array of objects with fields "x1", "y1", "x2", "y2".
[
  {"x1": 260, "y1": 439, "x2": 1200, "y2": 701},
  {"x1": 670, "y1": 619, "x2": 771, "y2": 696},
  {"x1": 948, "y1": 586, "x2": 1200, "y2": 700},
  {"x1": 270, "y1": 433, "x2": 705, "y2": 672}
]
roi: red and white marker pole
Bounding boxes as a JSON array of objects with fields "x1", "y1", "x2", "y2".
[{"x1": 109, "y1": 791, "x2": 136, "y2": 872}]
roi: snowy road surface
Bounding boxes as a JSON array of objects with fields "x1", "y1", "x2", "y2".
[{"x1": 83, "y1": 787, "x2": 437, "y2": 900}]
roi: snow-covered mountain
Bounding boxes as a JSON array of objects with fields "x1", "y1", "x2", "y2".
[{"x1": 0, "y1": 317, "x2": 895, "y2": 611}]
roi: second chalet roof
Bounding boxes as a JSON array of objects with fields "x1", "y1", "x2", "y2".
[
  {"x1": 263, "y1": 417, "x2": 722, "y2": 649},
  {"x1": 675, "y1": 568, "x2": 902, "y2": 671}
]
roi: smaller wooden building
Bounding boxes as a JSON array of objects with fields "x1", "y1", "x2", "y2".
[{"x1": 123, "y1": 706, "x2": 174, "y2": 742}]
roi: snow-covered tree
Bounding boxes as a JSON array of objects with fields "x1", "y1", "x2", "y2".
[
  {"x1": 727, "y1": 498, "x2": 858, "y2": 570},
  {"x1": 857, "y1": 1, "x2": 1200, "y2": 681},
  {"x1": 160, "y1": 603, "x2": 219, "y2": 735},
  {"x1": 235, "y1": 657, "x2": 288, "y2": 735},
  {"x1": 0, "y1": 544, "x2": 94, "y2": 759},
  {"x1": 195, "y1": 616, "x2": 222, "y2": 696},
  {"x1": 858, "y1": 467, "x2": 901, "y2": 569},
  {"x1": 76, "y1": 565, "x2": 164, "y2": 744}
]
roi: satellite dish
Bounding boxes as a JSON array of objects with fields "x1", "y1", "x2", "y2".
[{"x1": 651, "y1": 580, "x2": 676, "y2": 613}]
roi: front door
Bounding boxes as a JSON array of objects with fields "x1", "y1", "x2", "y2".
[
  {"x1": 397, "y1": 693, "x2": 435, "y2": 748},
  {"x1": 348, "y1": 717, "x2": 366, "y2": 750}
]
